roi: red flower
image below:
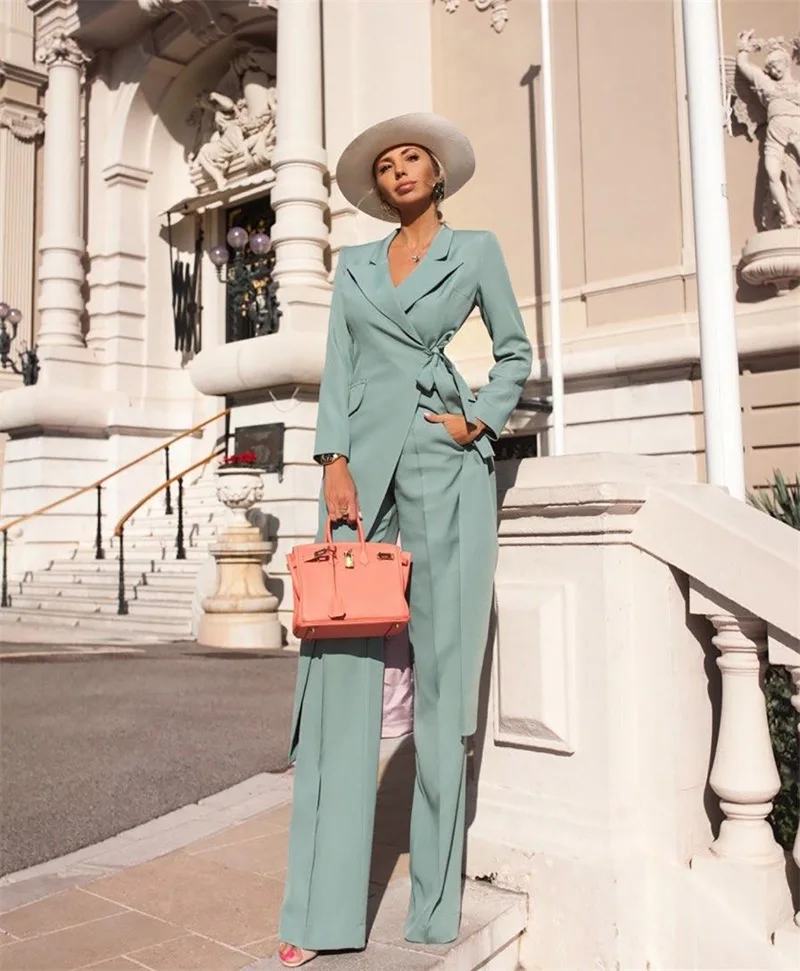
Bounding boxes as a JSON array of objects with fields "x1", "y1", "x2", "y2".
[{"x1": 221, "y1": 450, "x2": 258, "y2": 467}]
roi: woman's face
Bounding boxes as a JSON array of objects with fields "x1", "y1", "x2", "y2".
[{"x1": 374, "y1": 144, "x2": 439, "y2": 213}]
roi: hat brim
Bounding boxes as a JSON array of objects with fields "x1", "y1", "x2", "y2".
[{"x1": 335, "y1": 113, "x2": 475, "y2": 222}]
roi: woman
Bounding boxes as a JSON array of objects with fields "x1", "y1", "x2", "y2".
[{"x1": 278, "y1": 113, "x2": 532, "y2": 967}]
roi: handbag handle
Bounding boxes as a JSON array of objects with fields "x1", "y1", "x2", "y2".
[{"x1": 325, "y1": 514, "x2": 369, "y2": 565}]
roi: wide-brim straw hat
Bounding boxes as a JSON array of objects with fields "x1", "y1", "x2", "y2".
[{"x1": 335, "y1": 112, "x2": 475, "y2": 222}]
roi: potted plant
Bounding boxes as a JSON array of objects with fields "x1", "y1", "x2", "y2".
[{"x1": 215, "y1": 450, "x2": 265, "y2": 526}]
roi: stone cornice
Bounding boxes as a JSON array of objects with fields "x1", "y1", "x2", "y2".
[
  {"x1": 26, "y1": 0, "x2": 80, "y2": 51},
  {"x1": 0, "y1": 98, "x2": 45, "y2": 142},
  {"x1": 0, "y1": 61, "x2": 48, "y2": 90}
]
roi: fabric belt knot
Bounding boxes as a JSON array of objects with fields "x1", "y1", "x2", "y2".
[{"x1": 415, "y1": 332, "x2": 472, "y2": 416}]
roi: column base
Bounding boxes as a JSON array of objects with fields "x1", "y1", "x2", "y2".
[
  {"x1": 197, "y1": 524, "x2": 284, "y2": 650},
  {"x1": 197, "y1": 611, "x2": 284, "y2": 650}
]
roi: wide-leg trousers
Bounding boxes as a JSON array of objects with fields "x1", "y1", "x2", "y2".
[{"x1": 279, "y1": 399, "x2": 497, "y2": 951}]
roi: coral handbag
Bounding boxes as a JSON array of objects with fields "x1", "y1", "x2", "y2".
[{"x1": 287, "y1": 516, "x2": 412, "y2": 640}]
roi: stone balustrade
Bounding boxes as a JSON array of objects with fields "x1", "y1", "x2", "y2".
[{"x1": 468, "y1": 453, "x2": 799, "y2": 971}]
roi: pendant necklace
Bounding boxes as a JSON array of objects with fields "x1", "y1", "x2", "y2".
[{"x1": 399, "y1": 230, "x2": 437, "y2": 264}]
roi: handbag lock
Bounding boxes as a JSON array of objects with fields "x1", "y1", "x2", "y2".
[{"x1": 344, "y1": 549, "x2": 354, "y2": 569}]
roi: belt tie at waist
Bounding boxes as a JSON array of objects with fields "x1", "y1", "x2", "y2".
[{"x1": 415, "y1": 331, "x2": 472, "y2": 417}]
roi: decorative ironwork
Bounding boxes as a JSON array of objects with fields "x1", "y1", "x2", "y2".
[
  {"x1": 176, "y1": 477, "x2": 186, "y2": 560},
  {"x1": 164, "y1": 446, "x2": 173, "y2": 515},
  {"x1": 0, "y1": 303, "x2": 39, "y2": 385},
  {"x1": 117, "y1": 527, "x2": 129, "y2": 616},
  {"x1": 233, "y1": 422, "x2": 285, "y2": 480},
  {"x1": 95, "y1": 486, "x2": 105, "y2": 560},
  {"x1": 211, "y1": 197, "x2": 281, "y2": 343},
  {"x1": 166, "y1": 216, "x2": 203, "y2": 355},
  {"x1": 1, "y1": 531, "x2": 8, "y2": 608}
]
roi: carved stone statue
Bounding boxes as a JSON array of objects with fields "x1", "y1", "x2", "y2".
[
  {"x1": 727, "y1": 31, "x2": 800, "y2": 228},
  {"x1": 725, "y1": 31, "x2": 800, "y2": 294},
  {"x1": 187, "y1": 48, "x2": 277, "y2": 192}
]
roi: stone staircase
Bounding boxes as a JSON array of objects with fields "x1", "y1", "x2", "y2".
[{"x1": 0, "y1": 475, "x2": 224, "y2": 642}]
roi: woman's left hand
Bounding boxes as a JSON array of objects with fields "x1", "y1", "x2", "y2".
[{"x1": 424, "y1": 412, "x2": 487, "y2": 447}]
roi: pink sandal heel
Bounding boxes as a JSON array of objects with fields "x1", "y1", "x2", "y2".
[{"x1": 278, "y1": 942, "x2": 318, "y2": 968}]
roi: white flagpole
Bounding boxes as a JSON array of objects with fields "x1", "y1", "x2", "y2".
[{"x1": 539, "y1": 0, "x2": 565, "y2": 455}]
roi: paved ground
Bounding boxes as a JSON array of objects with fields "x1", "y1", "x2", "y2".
[
  {"x1": 0, "y1": 737, "x2": 527, "y2": 970},
  {"x1": 0, "y1": 642, "x2": 297, "y2": 877}
]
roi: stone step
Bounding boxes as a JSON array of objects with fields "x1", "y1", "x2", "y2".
[
  {"x1": 9, "y1": 582, "x2": 144, "y2": 601},
  {"x1": 131, "y1": 584, "x2": 199, "y2": 604},
  {"x1": 71, "y1": 545, "x2": 208, "y2": 562},
  {"x1": 130, "y1": 511, "x2": 222, "y2": 530},
  {"x1": 41, "y1": 560, "x2": 201, "y2": 579},
  {"x1": 24, "y1": 571, "x2": 198, "y2": 592},
  {"x1": 0, "y1": 607, "x2": 191, "y2": 636},
  {"x1": 119, "y1": 523, "x2": 221, "y2": 541},
  {"x1": 245, "y1": 879, "x2": 527, "y2": 971},
  {"x1": 13, "y1": 580, "x2": 197, "y2": 602},
  {"x1": 9, "y1": 595, "x2": 193, "y2": 619}
]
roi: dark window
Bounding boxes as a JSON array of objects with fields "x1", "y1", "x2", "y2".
[
  {"x1": 225, "y1": 195, "x2": 276, "y2": 344},
  {"x1": 493, "y1": 434, "x2": 539, "y2": 461}
]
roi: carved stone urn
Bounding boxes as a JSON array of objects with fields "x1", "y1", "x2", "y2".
[
  {"x1": 740, "y1": 228, "x2": 800, "y2": 295},
  {"x1": 197, "y1": 464, "x2": 282, "y2": 650},
  {"x1": 214, "y1": 464, "x2": 265, "y2": 526}
]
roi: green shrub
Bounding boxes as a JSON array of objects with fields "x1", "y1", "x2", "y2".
[{"x1": 748, "y1": 470, "x2": 800, "y2": 851}]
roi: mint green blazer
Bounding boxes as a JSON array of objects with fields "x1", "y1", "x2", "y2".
[{"x1": 314, "y1": 226, "x2": 533, "y2": 539}]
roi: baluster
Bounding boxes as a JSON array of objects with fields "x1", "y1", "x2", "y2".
[
  {"x1": 117, "y1": 527, "x2": 128, "y2": 615},
  {"x1": 164, "y1": 446, "x2": 173, "y2": 515},
  {"x1": 708, "y1": 614, "x2": 782, "y2": 862},
  {"x1": 176, "y1": 476, "x2": 186, "y2": 560},
  {"x1": 1, "y1": 530, "x2": 8, "y2": 608},
  {"x1": 95, "y1": 484, "x2": 105, "y2": 560}
]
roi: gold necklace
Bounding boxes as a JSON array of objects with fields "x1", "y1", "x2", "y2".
[{"x1": 397, "y1": 230, "x2": 437, "y2": 263}]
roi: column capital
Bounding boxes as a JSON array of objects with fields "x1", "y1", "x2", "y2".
[
  {"x1": 0, "y1": 102, "x2": 45, "y2": 142},
  {"x1": 35, "y1": 32, "x2": 90, "y2": 70}
]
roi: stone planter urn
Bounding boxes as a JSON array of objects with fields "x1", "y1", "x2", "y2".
[{"x1": 197, "y1": 464, "x2": 282, "y2": 650}]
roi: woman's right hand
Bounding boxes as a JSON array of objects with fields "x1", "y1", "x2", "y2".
[{"x1": 323, "y1": 458, "x2": 359, "y2": 524}]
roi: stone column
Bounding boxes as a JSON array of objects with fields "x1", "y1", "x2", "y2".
[
  {"x1": 0, "y1": 103, "x2": 43, "y2": 362},
  {"x1": 271, "y1": 0, "x2": 328, "y2": 288},
  {"x1": 34, "y1": 32, "x2": 89, "y2": 348}
]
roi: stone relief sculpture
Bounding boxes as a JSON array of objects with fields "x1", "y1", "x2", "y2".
[
  {"x1": 186, "y1": 48, "x2": 277, "y2": 192},
  {"x1": 725, "y1": 30, "x2": 800, "y2": 294},
  {"x1": 437, "y1": 0, "x2": 510, "y2": 34},
  {"x1": 137, "y1": 0, "x2": 235, "y2": 44}
]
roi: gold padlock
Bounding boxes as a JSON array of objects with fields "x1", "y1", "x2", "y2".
[{"x1": 344, "y1": 549, "x2": 355, "y2": 569}]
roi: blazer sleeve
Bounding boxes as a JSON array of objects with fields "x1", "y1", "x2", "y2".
[
  {"x1": 313, "y1": 254, "x2": 354, "y2": 460},
  {"x1": 471, "y1": 232, "x2": 533, "y2": 439}
]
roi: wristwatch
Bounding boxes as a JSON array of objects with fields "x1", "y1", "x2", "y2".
[{"x1": 316, "y1": 452, "x2": 345, "y2": 466}]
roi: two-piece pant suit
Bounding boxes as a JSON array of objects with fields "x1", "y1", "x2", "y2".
[{"x1": 280, "y1": 227, "x2": 532, "y2": 950}]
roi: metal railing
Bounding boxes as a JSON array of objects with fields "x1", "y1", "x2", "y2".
[
  {"x1": 0, "y1": 408, "x2": 230, "y2": 608},
  {"x1": 111, "y1": 449, "x2": 223, "y2": 615}
]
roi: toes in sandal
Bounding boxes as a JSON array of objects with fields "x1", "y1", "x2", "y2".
[{"x1": 278, "y1": 942, "x2": 318, "y2": 968}]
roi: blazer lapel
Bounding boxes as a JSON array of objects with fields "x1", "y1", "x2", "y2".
[
  {"x1": 397, "y1": 226, "x2": 464, "y2": 314},
  {"x1": 346, "y1": 234, "x2": 420, "y2": 344}
]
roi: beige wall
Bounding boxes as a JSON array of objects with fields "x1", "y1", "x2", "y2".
[
  {"x1": 432, "y1": 0, "x2": 800, "y2": 492},
  {"x1": 432, "y1": 0, "x2": 685, "y2": 331}
]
